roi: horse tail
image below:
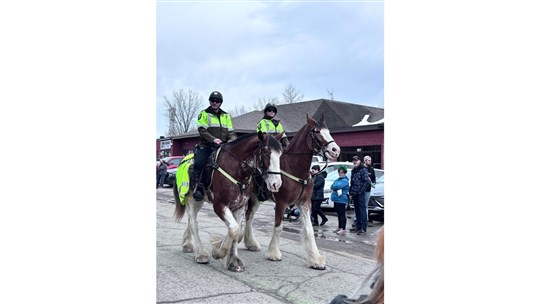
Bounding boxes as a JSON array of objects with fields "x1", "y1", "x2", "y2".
[{"x1": 173, "y1": 179, "x2": 186, "y2": 221}]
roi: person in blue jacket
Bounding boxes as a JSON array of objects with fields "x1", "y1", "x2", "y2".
[{"x1": 331, "y1": 165, "x2": 350, "y2": 235}]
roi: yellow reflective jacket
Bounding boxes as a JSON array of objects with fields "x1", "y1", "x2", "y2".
[
  {"x1": 197, "y1": 107, "x2": 236, "y2": 147},
  {"x1": 256, "y1": 118, "x2": 289, "y2": 147},
  {"x1": 175, "y1": 153, "x2": 195, "y2": 205}
]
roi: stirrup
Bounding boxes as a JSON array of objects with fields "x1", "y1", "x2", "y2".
[{"x1": 193, "y1": 184, "x2": 204, "y2": 201}]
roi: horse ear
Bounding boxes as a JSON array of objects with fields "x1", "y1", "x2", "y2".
[
  {"x1": 257, "y1": 131, "x2": 265, "y2": 142},
  {"x1": 306, "y1": 114, "x2": 315, "y2": 126},
  {"x1": 275, "y1": 132, "x2": 284, "y2": 141},
  {"x1": 319, "y1": 113, "x2": 325, "y2": 124}
]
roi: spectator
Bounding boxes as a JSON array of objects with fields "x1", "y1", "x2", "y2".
[
  {"x1": 330, "y1": 226, "x2": 384, "y2": 304},
  {"x1": 349, "y1": 155, "x2": 371, "y2": 234},
  {"x1": 284, "y1": 203, "x2": 301, "y2": 221},
  {"x1": 156, "y1": 158, "x2": 169, "y2": 189},
  {"x1": 363, "y1": 155, "x2": 377, "y2": 225},
  {"x1": 331, "y1": 166, "x2": 350, "y2": 235},
  {"x1": 310, "y1": 165, "x2": 328, "y2": 226}
]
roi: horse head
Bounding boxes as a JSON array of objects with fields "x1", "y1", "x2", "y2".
[
  {"x1": 306, "y1": 114, "x2": 341, "y2": 161},
  {"x1": 257, "y1": 131, "x2": 283, "y2": 193}
]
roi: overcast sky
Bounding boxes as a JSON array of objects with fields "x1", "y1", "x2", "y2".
[{"x1": 156, "y1": 1, "x2": 384, "y2": 137}]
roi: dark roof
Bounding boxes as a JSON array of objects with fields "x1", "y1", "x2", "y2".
[
  {"x1": 233, "y1": 99, "x2": 384, "y2": 133},
  {"x1": 169, "y1": 99, "x2": 383, "y2": 140}
]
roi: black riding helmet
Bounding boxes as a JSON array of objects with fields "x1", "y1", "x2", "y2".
[
  {"x1": 209, "y1": 91, "x2": 223, "y2": 103},
  {"x1": 263, "y1": 103, "x2": 277, "y2": 114}
]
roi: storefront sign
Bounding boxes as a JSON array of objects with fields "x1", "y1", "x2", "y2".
[{"x1": 160, "y1": 140, "x2": 172, "y2": 150}]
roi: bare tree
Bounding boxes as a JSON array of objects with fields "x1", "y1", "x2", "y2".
[
  {"x1": 229, "y1": 104, "x2": 249, "y2": 117},
  {"x1": 327, "y1": 88, "x2": 335, "y2": 100},
  {"x1": 282, "y1": 83, "x2": 304, "y2": 104},
  {"x1": 253, "y1": 96, "x2": 280, "y2": 111},
  {"x1": 163, "y1": 89, "x2": 204, "y2": 136}
]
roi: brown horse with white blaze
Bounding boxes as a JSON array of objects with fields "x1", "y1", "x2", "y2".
[
  {"x1": 243, "y1": 114, "x2": 340, "y2": 269},
  {"x1": 173, "y1": 132, "x2": 283, "y2": 272}
]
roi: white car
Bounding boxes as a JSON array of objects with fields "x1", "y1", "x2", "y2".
[
  {"x1": 321, "y1": 168, "x2": 384, "y2": 209},
  {"x1": 318, "y1": 161, "x2": 354, "y2": 174}
]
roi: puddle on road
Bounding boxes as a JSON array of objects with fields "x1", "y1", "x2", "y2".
[{"x1": 282, "y1": 226, "x2": 353, "y2": 244}]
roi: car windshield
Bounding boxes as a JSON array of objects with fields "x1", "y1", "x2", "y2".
[
  {"x1": 377, "y1": 175, "x2": 384, "y2": 183},
  {"x1": 375, "y1": 169, "x2": 384, "y2": 179},
  {"x1": 164, "y1": 157, "x2": 183, "y2": 166}
]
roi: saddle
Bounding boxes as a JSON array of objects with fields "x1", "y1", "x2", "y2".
[{"x1": 189, "y1": 149, "x2": 220, "y2": 192}]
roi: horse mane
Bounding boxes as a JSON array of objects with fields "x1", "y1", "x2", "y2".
[
  {"x1": 286, "y1": 117, "x2": 327, "y2": 148},
  {"x1": 229, "y1": 132, "x2": 282, "y2": 152},
  {"x1": 231, "y1": 132, "x2": 258, "y2": 144}
]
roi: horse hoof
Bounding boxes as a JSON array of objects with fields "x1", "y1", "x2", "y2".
[
  {"x1": 227, "y1": 259, "x2": 245, "y2": 272},
  {"x1": 247, "y1": 246, "x2": 261, "y2": 252},
  {"x1": 195, "y1": 256, "x2": 209, "y2": 264},
  {"x1": 267, "y1": 257, "x2": 282, "y2": 262},
  {"x1": 310, "y1": 265, "x2": 326, "y2": 270},
  {"x1": 182, "y1": 245, "x2": 193, "y2": 253}
]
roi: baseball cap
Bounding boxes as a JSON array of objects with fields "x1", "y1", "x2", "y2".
[{"x1": 352, "y1": 155, "x2": 360, "y2": 161}]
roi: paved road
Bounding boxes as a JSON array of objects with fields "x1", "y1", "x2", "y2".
[{"x1": 156, "y1": 188, "x2": 383, "y2": 304}]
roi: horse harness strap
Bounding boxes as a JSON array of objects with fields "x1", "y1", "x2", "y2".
[
  {"x1": 281, "y1": 170, "x2": 309, "y2": 186},
  {"x1": 281, "y1": 170, "x2": 311, "y2": 202},
  {"x1": 212, "y1": 146, "x2": 248, "y2": 192},
  {"x1": 216, "y1": 167, "x2": 247, "y2": 191}
]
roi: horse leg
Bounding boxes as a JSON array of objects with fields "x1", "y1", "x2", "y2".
[
  {"x1": 182, "y1": 218, "x2": 193, "y2": 253},
  {"x1": 187, "y1": 199, "x2": 209, "y2": 264},
  {"x1": 243, "y1": 195, "x2": 262, "y2": 251},
  {"x1": 225, "y1": 209, "x2": 246, "y2": 272},
  {"x1": 299, "y1": 200, "x2": 326, "y2": 270},
  {"x1": 267, "y1": 201, "x2": 287, "y2": 261},
  {"x1": 211, "y1": 207, "x2": 245, "y2": 272}
]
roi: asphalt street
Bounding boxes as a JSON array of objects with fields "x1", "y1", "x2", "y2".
[{"x1": 156, "y1": 187, "x2": 383, "y2": 304}]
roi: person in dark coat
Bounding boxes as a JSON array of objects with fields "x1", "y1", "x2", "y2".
[
  {"x1": 349, "y1": 155, "x2": 371, "y2": 234},
  {"x1": 310, "y1": 165, "x2": 328, "y2": 226},
  {"x1": 363, "y1": 155, "x2": 377, "y2": 224},
  {"x1": 156, "y1": 158, "x2": 169, "y2": 189}
]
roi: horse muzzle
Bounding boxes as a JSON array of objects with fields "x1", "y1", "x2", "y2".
[
  {"x1": 324, "y1": 143, "x2": 341, "y2": 160},
  {"x1": 265, "y1": 175, "x2": 282, "y2": 192}
]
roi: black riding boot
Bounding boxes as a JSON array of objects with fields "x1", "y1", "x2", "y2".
[
  {"x1": 255, "y1": 171, "x2": 269, "y2": 201},
  {"x1": 192, "y1": 175, "x2": 204, "y2": 201}
]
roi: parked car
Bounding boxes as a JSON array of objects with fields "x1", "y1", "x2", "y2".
[
  {"x1": 322, "y1": 168, "x2": 384, "y2": 210},
  {"x1": 368, "y1": 174, "x2": 384, "y2": 221},
  {"x1": 162, "y1": 156, "x2": 184, "y2": 169},
  {"x1": 164, "y1": 167, "x2": 177, "y2": 187}
]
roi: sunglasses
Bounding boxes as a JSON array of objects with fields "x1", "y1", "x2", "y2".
[
  {"x1": 266, "y1": 109, "x2": 276, "y2": 113},
  {"x1": 210, "y1": 100, "x2": 222, "y2": 104}
]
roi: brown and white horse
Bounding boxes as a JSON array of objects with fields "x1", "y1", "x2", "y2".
[
  {"x1": 243, "y1": 115, "x2": 340, "y2": 269},
  {"x1": 173, "y1": 132, "x2": 283, "y2": 272}
]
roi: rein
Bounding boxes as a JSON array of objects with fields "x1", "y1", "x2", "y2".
[{"x1": 213, "y1": 137, "x2": 280, "y2": 193}]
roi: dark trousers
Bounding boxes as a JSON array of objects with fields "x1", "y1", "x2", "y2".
[
  {"x1": 352, "y1": 193, "x2": 368, "y2": 231},
  {"x1": 335, "y1": 203, "x2": 347, "y2": 230},
  {"x1": 193, "y1": 145, "x2": 214, "y2": 185},
  {"x1": 311, "y1": 199, "x2": 327, "y2": 224},
  {"x1": 156, "y1": 172, "x2": 166, "y2": 188}
]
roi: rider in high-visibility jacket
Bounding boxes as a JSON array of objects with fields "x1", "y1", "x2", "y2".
[
  {"x1": 192, "y1": 91, "x2": 237, "y2": 201},
  {"x1": 256, "y1": 103, "x2": 289, "y2": 148},
  {"x1": 254, "y1": 103, "x2": 288, "y2": 201}
]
